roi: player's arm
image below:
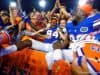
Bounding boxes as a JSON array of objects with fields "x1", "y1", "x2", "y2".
[
  {"x1": 33, "y1": 23, "x2": 51, "y2": 38},
  {"x1": 31, "y1": 28, "x2": 46, "y2": 36}
]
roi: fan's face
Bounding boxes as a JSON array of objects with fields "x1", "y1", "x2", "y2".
[
  {"x1": 50, "y1": 19, "x2": 57, "y2": 27},
  {"x1": 60, "y1": 19, "x2": 66, "y2": 28},
  {"x1": 12, "y1": 8, "x2": 18, "y2": 17},
  {"x1": 1, "y1": 15, "x2": 9, "y2": 23}
]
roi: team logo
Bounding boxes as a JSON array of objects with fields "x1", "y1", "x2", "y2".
[{"x1": 80, "y1": 27, "x2": 88, "y2": 32}]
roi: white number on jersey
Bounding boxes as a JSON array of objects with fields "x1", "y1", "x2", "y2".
[{"x1": 46, "y1": 30, "x2": 58, "y2": 39}]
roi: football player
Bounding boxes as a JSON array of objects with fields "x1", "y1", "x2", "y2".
[{"x1": 66, "y1": 3, "x2": 100, "y2": 42}]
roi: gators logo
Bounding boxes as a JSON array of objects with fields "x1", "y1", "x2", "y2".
[{"x1": 80, "y1": 27, "x2": 88, "y2": 32}]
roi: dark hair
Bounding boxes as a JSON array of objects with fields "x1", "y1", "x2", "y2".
[
  {"x1": 51, "y1": 17, "x2": 57, "y2": 20},
  {"x1": 60, "y1": 18, "x2": 67, "y2": 21},
  {"x1": 59, "y1": 18, "x2": 67, "y2": 24},
  {"x1": 1, "y1": 13, "x2": 10, "y2": 17}
]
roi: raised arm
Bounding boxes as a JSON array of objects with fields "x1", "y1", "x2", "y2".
[{"x1": 59, "y1": 6, "x2": 71, "y2": 19}]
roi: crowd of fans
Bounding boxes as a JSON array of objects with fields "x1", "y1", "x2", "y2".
[{"x1": 0, "y1": 0, "x2": 100, "y2": 75}]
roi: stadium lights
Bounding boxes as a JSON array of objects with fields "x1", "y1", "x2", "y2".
[
  {"x1": 10, "y1": 1, "x2": 17, "y2": 7},
  {"x1": 39, "y1": 0, "x2": 46, "y2": 8},
  {"x1": 78, "y1": 0, "x2": 87, "y2": 7}
]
